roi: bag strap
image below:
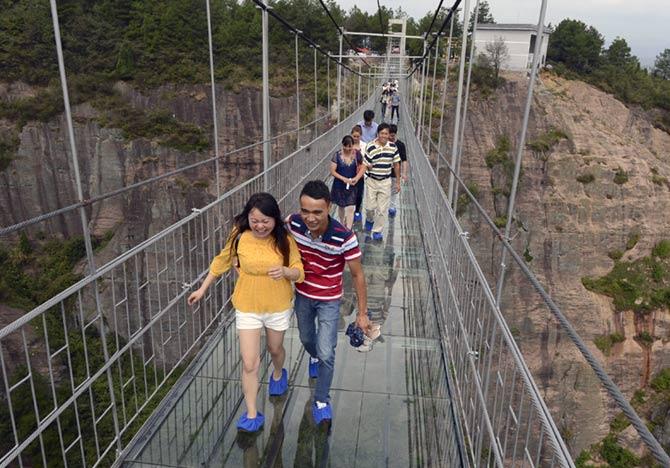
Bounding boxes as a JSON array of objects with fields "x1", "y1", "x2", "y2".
[{"x1": 232, "y1": 231, "x2": 242, "y2": 268}]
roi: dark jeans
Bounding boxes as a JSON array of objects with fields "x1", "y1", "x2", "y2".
[
  {"x1": 391, "y1": 105, "x2": 399, "y2": 120},
  {"x1": 294, "y1": 294, "x2": 341, "y2": 403},
  {"x1": 355, "y1": 178, "x2": 364, "y2": 213}
]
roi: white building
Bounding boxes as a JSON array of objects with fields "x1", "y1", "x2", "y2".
[{"x1": 474, "y1": 24, "x2": 551, "y2": 71}]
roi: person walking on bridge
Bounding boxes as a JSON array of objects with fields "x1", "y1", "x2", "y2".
[
  {"x1": 330, "y1": 135, "x2": 366, "y2": 229},
  {"x1": 351, "y1": 125, "x2": 365, "y2": 223},
  {"x1": 388, "y1": 124, "x2": 408, "y2": 218},
  {"x1": 363, "y1": 123, "x2": 401, "y2": 240},
  {"x1": 357, "y1": 110, "x2": 378, "y2": 144},
  {"x1": 390, "y1": 91, "x2": 401, "y2": 123},
  {"x1": 287, "y1": 180, "x2": 370, "y2": 426},
  {"x1": 188, "y1": 193, "x2": 304, "y2": 433}
]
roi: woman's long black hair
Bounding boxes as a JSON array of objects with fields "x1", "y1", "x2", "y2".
[{"x1": 229, "y1": 192, "x2": 290, "y2": 266}]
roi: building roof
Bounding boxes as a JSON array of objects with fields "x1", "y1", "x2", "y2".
[{"x1": 476, "y1": 23, "x2": 552, "y2": 34}]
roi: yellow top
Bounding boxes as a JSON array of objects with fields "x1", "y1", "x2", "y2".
[{"x1": 209, "y1": 230, "x2": 304, "y2": 313}]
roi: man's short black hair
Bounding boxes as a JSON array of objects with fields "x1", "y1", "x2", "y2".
[
  {"x1": 377, "y1": 122, "x2": 390, "y2": 134},
  {"x1": 363, "y1": 110, "x2": 375, "y2": 122},
  {"x1": 389, "y1": 124, "x2": 398, "y2": 134},
  {"x1": 300, "y1": 180, "x2": 330, "y2": 203}
]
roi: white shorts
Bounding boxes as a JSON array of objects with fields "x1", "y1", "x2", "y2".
[{"x1": 235, "y1": 308, "x2": 293, "y2": 331}]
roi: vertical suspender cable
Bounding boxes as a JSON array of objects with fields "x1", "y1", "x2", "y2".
[
  {"x1": 452, "y1": 0, "x2": 480, "y2": 212},
  {"x1": 436, "y1": 13, "x2": 455, "y2": 174},
  {"x1": 421, "y1": 43, "x2": 433, "y2": 148},
  {"x1": 48, "y1": 0, "x2": 96, "y2": 273},
  {"x1": 358, "y1": 64, "x2": 362, "y2": 108},
  {"x1": 417, "y1": 39, "x2": 427, "y2": 140},
  {"x1": 205, "y1": 0, "x2": 221, "y2": 198},
  {"x1": 337, "y1": 33, "x2": 343, "y2": 123},
  {"x1": 261, "y1": 3, "x2": 271, "y2": 190},
  {"x1": 447, "y1": 0, "x2": 471, "y2": 204},
  {"x1": 48, "y1": 0, "x2": 122, "y2": 454},
  {"x1": 496, "y1": 0, "x2": 547, "y2": 308},
  {"x1": 327, "y1": 53, "x2": 331, "y2": 120},
  {"x1": 313, "y1": 46, "x2": 318, "y2": 135},
  {"x1": 295, "y1": 33, "x2": 301, "y2": 148},
  {"x1": 427, "y1": 35, "x2": 441, "y2": 148},
  {"x1": 494, "y1": 0, "x2": 547, "y2": 305}
]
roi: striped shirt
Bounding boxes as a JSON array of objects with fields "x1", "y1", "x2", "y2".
[
  {"x1": 364, "y1": 140, "x2": 400, "y2": 180},
  {"x1": 287, "y1": 214, "x2": 362, "y2": 301}
]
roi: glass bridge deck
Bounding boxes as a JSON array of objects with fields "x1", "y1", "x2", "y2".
[{"x1": 121, "y1": 185, "x2": 463, "y2": 467}]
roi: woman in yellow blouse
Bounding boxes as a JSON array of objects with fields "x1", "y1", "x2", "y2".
[{"x1": 188, "y1": 193, "x2": 304, "y2": 433}]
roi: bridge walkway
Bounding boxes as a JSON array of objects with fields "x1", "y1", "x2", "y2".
[{"x1": 122, "y1": 180, "x2": 463, "y2": 467}]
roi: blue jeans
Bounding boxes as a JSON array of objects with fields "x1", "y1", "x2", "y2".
[{"x1": 294, "y1": 293, "x2": 340, "y2": 403}]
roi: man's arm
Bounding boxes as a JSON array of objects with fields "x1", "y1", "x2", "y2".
[
  {"x1": 393, "y1": 162, "x2": 401, "y2": 192},
  {"x1": 347, "y1": 257, "x2": 370, "y2": 333}
]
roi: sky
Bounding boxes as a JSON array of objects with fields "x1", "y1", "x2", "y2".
[{"x1": 334, "y1": 0, "x2": 668, "y2": 67}]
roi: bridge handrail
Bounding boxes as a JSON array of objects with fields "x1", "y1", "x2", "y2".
[
  {"x1": 402, "y1": 99, "x2": 574, "y2": 466},
  {"x1": 0, "y1": 91, "x2": 377, "y2": 467},
  {"x1": 431, "y1": 142, "x2": 670, "y2": 467}
]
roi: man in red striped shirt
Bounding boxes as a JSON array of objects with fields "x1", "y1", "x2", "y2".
[{"x1": 287, "y1": 180, "x2": 369, "y2": 426}]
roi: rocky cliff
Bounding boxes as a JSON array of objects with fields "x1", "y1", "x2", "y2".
[
  {"x1": 448, "y1": 72, "x2": 670, "y2": 455},
  {"x1": 1, "y1": 82, "x2": 299, "y2": 254}
]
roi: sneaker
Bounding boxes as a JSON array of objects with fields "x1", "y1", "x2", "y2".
[
  {"x1": 364, "y1": 220, "x2": 374, "y2": 232},
  {"x1": 237, "y1": 411, "x2": 265, "y2": 432},
  {"x1": 309, "y1": 357, "x2": 319, "y2": 379},
  {"x1": 388, "y1": 207, "x2": 397, "y2": 217},
  {"x1": 268, "y1": 368, "x2": 288, "y2": 396},
  {"x1": 354, "y1": 212, "x2": 362, "y2": 222},
  {"x1": 312, "y1": 401, "x2": 332, "y2": 425},
  {"x1": 372, "y1": 232, "x2": 383, "y2": 241}
]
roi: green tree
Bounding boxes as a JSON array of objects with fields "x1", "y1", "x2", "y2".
[
  {"x1": 547, "y1": 18, "x2": 604, "y2": 73},
  {"x1": 604, "y1": 37, "x2": 638, "y2": 69},
  {"x1": 654, "y1": 48, "x2": 670, "y2": 80},
  {"x1": 470, "y1": 0, "x2": 495, "y2": 31}
]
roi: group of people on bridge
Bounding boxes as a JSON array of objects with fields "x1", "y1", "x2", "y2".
[{"x1": 187, "y1": 85, "x2": 408, "y2": 436}]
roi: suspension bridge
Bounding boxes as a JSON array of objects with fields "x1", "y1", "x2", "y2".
[{"x1": 1, "y1": 0, "x2": 669, "y2": 466}]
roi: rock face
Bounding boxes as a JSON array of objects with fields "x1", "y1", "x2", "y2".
[
  {"x1": 1, "y1": 82, "x2": 299, "y2": 252},
  {"x1": 445, "y1": 72, "x2": 670, "y2": 453}
]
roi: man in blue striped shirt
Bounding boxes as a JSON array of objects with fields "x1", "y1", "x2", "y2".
[{"x1": 363, "y1": 123, "x2": 400, "y2": 241}]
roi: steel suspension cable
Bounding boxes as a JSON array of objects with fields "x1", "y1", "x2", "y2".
[
  {"x1": 408, "y1": 0, "x2": 462, "y2": 77},
  {"x1": 316, "y1": 0, "x2": 371, "y2": 69},
  {"x1": 251, "y1": 0, "x2": 364, "y2": 76}
]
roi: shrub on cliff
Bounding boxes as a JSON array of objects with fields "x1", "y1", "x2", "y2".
[{"x1": 582, "y1": 241, "x2": 670, "y2": 314}]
